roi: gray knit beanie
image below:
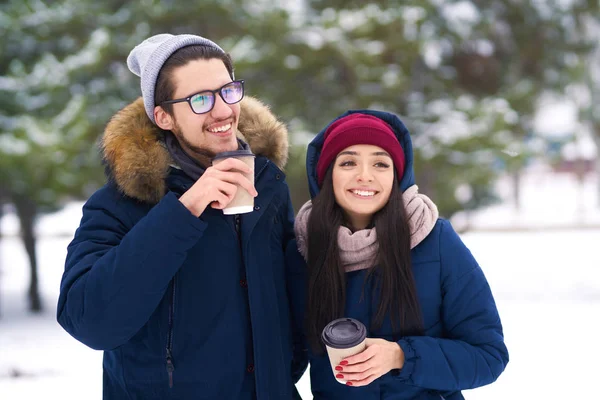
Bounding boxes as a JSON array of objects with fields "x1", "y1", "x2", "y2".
[{"x1": 126, "y1": 33, "x2": 226, "y2": 123}]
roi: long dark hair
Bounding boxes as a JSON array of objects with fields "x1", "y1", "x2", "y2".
[{"x1": 306, "y1": 165, "x2": 424, "y2": 353}]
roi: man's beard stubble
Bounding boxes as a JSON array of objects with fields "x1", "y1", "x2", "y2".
[{"x1": 171, "y1": 123, "x2": 216, "y2": 168}]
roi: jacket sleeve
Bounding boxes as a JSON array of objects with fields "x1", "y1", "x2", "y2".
[
  {"x1": 393, "y1": 220, "x2": 508, "y2": 391},
  {"x1": 57, "y1": 188, "x2": 207, "y2": 351},
  {"x1": 282, "y1": 188, "x2": 309, "y2": 383}
]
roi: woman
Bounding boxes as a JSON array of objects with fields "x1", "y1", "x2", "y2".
[{"x1": 287, "y1": 112, "x2": 508, "y2": 399}]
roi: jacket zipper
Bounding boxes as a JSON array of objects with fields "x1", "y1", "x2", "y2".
[
  {"x1": 235, "y1": 214, "x2": 241, "y2": 237},
  {"x1": 235, "y1": 214, "x2": 257, "y2": 388},
  {"x1": 166, "y1": 277, "x2": 176, "y2": 388}
]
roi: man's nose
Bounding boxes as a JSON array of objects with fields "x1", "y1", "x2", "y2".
[{"x1": 210, "y1": 94, "x2": 232, "y2": 119}]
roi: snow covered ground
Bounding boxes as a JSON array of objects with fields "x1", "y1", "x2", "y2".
[{"x1": 1, "y1": 170, "x2": 599, "y2": 399}]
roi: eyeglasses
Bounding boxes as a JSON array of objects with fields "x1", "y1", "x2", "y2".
[{"x1": 160, "y1": 80, "x2": 245, "y2": 114}]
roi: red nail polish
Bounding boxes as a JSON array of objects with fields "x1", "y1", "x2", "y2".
[
  {"x1": 336, "y1": 374, "x2": 344, "y2": 379},
  {"x1": 335, "y1": 366, "x2": 343, "y2": 371},
  {"x1": 340, "y1": 360, "x2": 349, "y2": 366},
  {"x1": 346, "y1": 381, "x2": 353, "y2": 386}
]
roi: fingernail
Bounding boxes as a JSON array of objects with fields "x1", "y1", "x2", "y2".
[
  {"x1": 336, "y1": 374, "x2": 344, "y2": 379},
  {"x1": 346, "y1": 381, "x2": 353, "y2": 386},
  {"x1": 340, "y1": 361, "x2": 348, "y2": 366},
  {"x1": 335, "y1": 366, "x2": 343, "y2": 371}
]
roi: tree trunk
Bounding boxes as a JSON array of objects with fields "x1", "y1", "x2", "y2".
[
  {"x1": 592, "y1": 125, "x2": 600, "y2": 208},
  {"x1": 14, "y1": 196, "x2": 42, "y2": 313},
  {"x1": 574, "y1": 158, "x2": 586, "y2": 219},
  {"x1": 597, "y1": 156, "x2": 600, "y2": 209},
  {"x1": 0, "y1": 205, "x2": 2, "y2": 319},
  {"x1": 511, "y1": 169, "x2": 521, "y2": 212},
  {"x1": 0, "y1": 186, "x2": 8, "y2": 319}
]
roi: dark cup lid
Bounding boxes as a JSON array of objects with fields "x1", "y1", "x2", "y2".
[
  {"x1": 321, "y1": 318, "x2": 367, "y2": 349},
  {"x1": 212, "y1": 149, "x2": 255, "y2": 161}
]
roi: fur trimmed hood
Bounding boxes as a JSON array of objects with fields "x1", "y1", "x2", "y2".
[{"x1": 101, "y1": 96, "x2": 289, "y2": 204}]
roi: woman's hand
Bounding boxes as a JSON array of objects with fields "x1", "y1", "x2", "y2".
[{"x1": 334, "y1": 338, "x2": 405, "y2": 387}]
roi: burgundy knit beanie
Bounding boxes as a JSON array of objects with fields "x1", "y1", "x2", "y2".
[{"x1": 316, "y1": 113, "x2": 405, "y2": 186}]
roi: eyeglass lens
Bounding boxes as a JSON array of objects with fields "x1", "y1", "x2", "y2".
[{"x1": 189, "y1": 81, "x2": 244, "y2": 114}]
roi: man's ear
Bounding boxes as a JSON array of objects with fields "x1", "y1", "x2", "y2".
[{"x1": 154, "y1": 106, "x2": 174, "y2": 131}]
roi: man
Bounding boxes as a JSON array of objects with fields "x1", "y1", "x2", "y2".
[{"x1": 57, "y1": 33, "x2": 306, "y2": 399}]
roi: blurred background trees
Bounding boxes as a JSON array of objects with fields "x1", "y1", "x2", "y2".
[{"x1": 1, "y1": 0, "x2": 598, "y2": 313}]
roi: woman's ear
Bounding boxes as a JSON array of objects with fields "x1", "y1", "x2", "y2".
[{"x1": 154, "y1": 106, "x2": 174, "y2": 131}]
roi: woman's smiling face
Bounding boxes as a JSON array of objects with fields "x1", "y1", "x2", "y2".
[{"x1": 332, "y1": 144, "x2": 395, "y2": 230}]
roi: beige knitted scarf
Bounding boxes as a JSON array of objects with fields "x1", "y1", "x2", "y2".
[{"x1": 294, "y1": 185, "x2": 439, "y2": 272}]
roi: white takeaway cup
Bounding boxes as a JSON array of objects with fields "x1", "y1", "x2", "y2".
[{"x1": 211, "y1": 149, "x2": 256, "y2": 215}]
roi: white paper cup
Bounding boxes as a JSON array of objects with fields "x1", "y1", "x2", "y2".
[
  {"x1": 321, "y1": 318, "x2": 367, "y2": 384},
  {"x1": 211, "y1": 150, "x2": 255, "y2": 215}
]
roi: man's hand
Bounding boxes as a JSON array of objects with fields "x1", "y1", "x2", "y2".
[
  {"x1": 334, "y1": 338, "x2": 405, "y2": 387},
  {"x1": 179, "y1": 158, "x2": 258, "y2": 217}
]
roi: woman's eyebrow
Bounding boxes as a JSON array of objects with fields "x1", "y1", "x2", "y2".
[
  {"x1": 336, "y1": 150, "x2": 391, "y2": 157},
  {"x1": 371, "y1": 151, "x2": 391, "y2": 158}
]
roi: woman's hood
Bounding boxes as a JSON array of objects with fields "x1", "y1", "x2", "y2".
[{"x1": 305, "y1": 109, "x2": 416, "y2": 199}]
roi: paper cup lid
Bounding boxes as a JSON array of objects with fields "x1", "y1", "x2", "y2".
[
  {"x1": 212, "y1": 149, "x2": 255, "y2": 161},
  {"x1": 321, "y1": 318, "x2": 367, "y2": 349}
]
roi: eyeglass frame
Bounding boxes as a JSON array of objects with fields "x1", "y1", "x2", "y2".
[{"x1": 159, "y1": 80, "x2": 245, "y2": 115}]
